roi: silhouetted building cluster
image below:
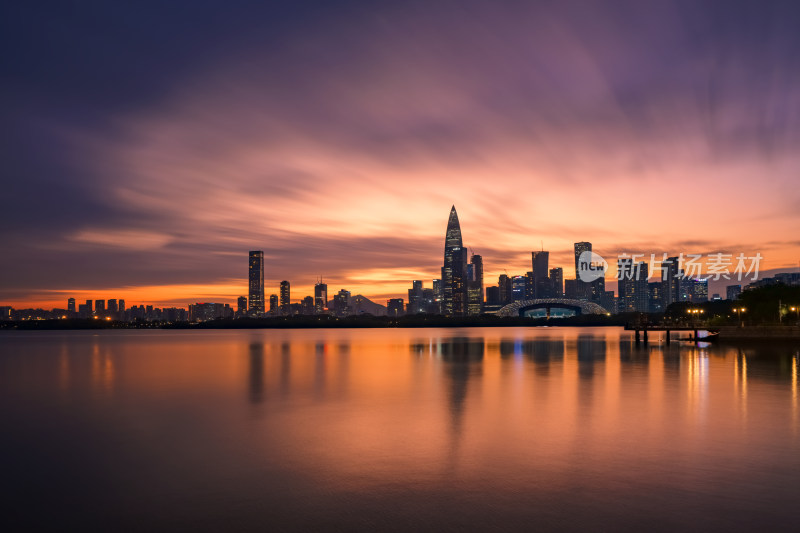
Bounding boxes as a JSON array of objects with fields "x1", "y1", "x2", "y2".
[{"x1": 4, "y1": 206, "x2": 795, "y2": 323}]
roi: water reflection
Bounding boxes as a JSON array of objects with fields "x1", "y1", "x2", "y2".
[
  {"x1": 248, "y1": 342, "x2": 264, "y2": 403},
  {"x1": 576, "y1": 335, "x2": 605, "y2": 379},
  {"x1": 439, "y1": 337, "x2": 484, "y2": 440},
  {"x1": 2, "y1": 329, "x2": 800, "y2": 531}
]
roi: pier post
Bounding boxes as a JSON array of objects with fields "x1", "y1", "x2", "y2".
[
  {"x1": 665, "y1": 329, "x2": 670, "y2": 345},
  {"x1": 635, "y1": 329, "x2": 641, "y2": 344}
]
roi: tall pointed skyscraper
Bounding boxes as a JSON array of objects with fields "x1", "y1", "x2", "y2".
[{"x1": 442, "y1": 206, "x2": 467, "y2": 316}]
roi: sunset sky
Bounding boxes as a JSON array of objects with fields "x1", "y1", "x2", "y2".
[{"x1": 3, "y1": 0, "x2": 800, "y2": 308}]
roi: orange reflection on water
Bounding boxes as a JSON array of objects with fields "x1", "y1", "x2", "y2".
[{"x1": 5, "y1": 327, "x2": 798, "y2": 494}]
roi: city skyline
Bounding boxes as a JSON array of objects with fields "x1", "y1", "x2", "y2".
[
  {"x1": 2, "y1": 202, "x2": 796, "y2": 310},
  {"x1": 5, "y1": 204, "x2": 793, "y2": 319},
  {"x1": 4, "y1": 1, "x2": 800, "y2": 309}
]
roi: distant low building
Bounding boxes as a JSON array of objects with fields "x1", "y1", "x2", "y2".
[
  {"x1": 387, "y1": 298, "x2": 404, "y2": 317},
  {"x1": 189, "y1": 303, "x2": 234, "y2": 322},
  {"x1": 726, "y1": 284, "x2": 742, "y2": 300}
]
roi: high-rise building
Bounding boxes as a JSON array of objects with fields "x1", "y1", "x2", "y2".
[
  {"x1": 432, "y1": 279, "x2": 442, "y2": 314},
  {"x1": 618, "y1": 260, "x2": 648, "y2": 312},
  {"x1": 119, "y1": 299, "x2": 125, "y2": 315},
  {"x1": 442, "y1": 206, "x2": 468, "y2": 316},
  {"x1": 248, "y1": 251, "x2": 265, "y2": 316},
  {"x1": 635, "y1": 262, "x2": 649, "y2": 312},
  {"x1": 649, "y1": 282, "x2": 663, "y2": 313},
  {"x1": 467, "y1": 254, "x2": 483, "y2": 315},
  {"x1": 726, "y1": 284, "x2": 742, "y2": 300},
  {"x1": 408, "y1": 280, "x2": 424, "y2": 314},
  {"x1": 691, "y1": 278, "x2": 709, "y2": 303},
  {"x1": 574, "y1": 242, "x2": 592, "y2": 299},
  {"x1": 95, "y1": 300, "x2": 105, "y2": 317},
  {"x1": 421, "y1": 288, "x2": 436, "y2": 314},
  {"x1": 564, "y1": 279, "x2": 578, "y2": 299},
  {"x1": 531, "y1": 251, "x2": 550, "y2": 298},
  {"x1": 237, "y1": 296, "x2": 248, "y2": 317},
  {"x1": 280, "y1": 281, "x2": 290, "y2": 314},
  {"x1": 550, "y1": 268, "x2": 564, "y2": 297},
  {"x1": 269, "y1": 294, "x2": 278, "y2": 315},
  {"x1": 525, "y1": 271, "x2": 536, "y2": 299},
  {"x1": 512, "y1": 276, "x2": 527, "y2": 302},
  {"x1": 108, "y1": 299, "x2": 118, "y2": 314},
  {"x1": 485, "y1": 286, "x2": 500, "y2": 306},
  {"x1": 678, "y1": 275, "x2": 692, "y2": 302},
  {"x1": 387, "y1": 298, "x2": 404, "y2": 317},
  {"x1": 314, "y1": 282, "x2": 328, "y2": 314},
  {"x1": 498, "y1": 274, "x2": 513, "y2": 306},
  {"x1": 661, "y1": 256, "x2": 681, "y2": 308},
  {"x1": 301, "y1": 296, "x2": 315, "y2": 315},
  {"x1": 333, "y1": 289, "x2": 350, "y2": 317},
  {"x1": 67, "y1": 298, "x2": 76, "y2": 313},
  {"x1": 600, "y1": 291, "x2": 617, "y2": 314},
  {"x1": 574, "y1": 242, "x2": 591, "y2": 275},
  {"x1": 617, "y1": 258, "x2": 636, "y2": 313}
]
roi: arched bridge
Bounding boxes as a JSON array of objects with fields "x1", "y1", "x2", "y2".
[{"x1": 497, "y1": 298, "x2": 609, "y2": 318}]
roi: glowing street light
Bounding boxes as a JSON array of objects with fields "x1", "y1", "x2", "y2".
[{"x1": 734, "y1": 306, "x2": 746, "y2": 328}]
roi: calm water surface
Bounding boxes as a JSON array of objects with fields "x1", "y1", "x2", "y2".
[{"x1": 2, "y1": 327, "x2": 800, "y2": 531}]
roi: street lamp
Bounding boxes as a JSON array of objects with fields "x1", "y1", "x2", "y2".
[
  {"x1": 733, "y1": 307, "x2": 746, "y2": 328},
  {"x1": 791, "y1": 306, "x2": 799, "y2": 323},
  {"x1": 686, "y1": 308, "x2": 704, "y2": 329}
]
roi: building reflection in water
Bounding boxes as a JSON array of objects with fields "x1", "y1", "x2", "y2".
[
  {"x1": 498, "y1": 339, "x2": 565, "y2": 375},
  {"x1": 576, "y1": 335, "x2": 605, "y2": 379},
  {"x1": 411, "y1": 337, "x2": 484, "y2": 456},
  {"x1": 685, "y1": 346, "x2": 709, "y2": 418},
  {"x1": 734, "y1": 348, "x2": 748, "y2": 421},
  {"x1": 793, "y1": 352, "x2": 798, "y2": 434},
  {"x1": 248, "y1": 341, "x2": 264, "y2": 404}
]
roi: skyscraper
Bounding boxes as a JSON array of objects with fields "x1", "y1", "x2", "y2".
[
  {"x1": 550, "y1": 267, "x2": 564, "y2": 297},
  {"x1": 67, "y1": 298, "x2": 76, "y2": 313},
  {"x1": 619, "y1": 260, "x2": 649, "y2": 313},
  {"x1": 301, "y1": 296, "x2": 315, "y2": 315},
  {"x1": 635, "y1": 262, "x2": 649, "y2": 312},
  {"x1": 333, "y1": 289, "x2": 350, "y2": 317},
  {"x1": 574, "y1": 242, "x2": 592, "y2": 277},
  {"x1": 280, "y1": 281, "x2": 290, "y2": 314},
  {"x1": 408, "y1": 280, "x2": 424, "y2": 314},
  {"x1": 467, "y1": 254, "x2": 483, "y2": 315},
  {"x1": 649, "y1": 282, "x2": 663, "y2": 313},
  {"x1": 269, "y1": 294, "x2": 278, "y2": 315},
  {"x1": 237, "y1": 296, "x2": 248, "y2": 317},
  {"x1": 248, "y1": 251, "x2": 265, "y2": 316},
  {"x1": 512, "y1": 275, "x2": 527, "y2": 302},
  {"x1": 531, "y1": 251, "x2": 550, "y2": 298},
  {"x1": 498, "y1": 274, "x2": 513, "y2": 305},
  {"x1": 574, "y1": 242, "x2": 592, "y2": 299},
  {"x1": 314, "y1": 282, "x2": 328, "y2": 314},
  {"x1": 442, "y1": 206, "x2": 468, "y2": 316},
  {"x1": 691, "y1": 278, "x2": 709, "y2": 303},
  {"x1": 661, "y1": 256, "x2": 681, "y2": 308},
  {"x1": 432, "y1": 279, "x2": 442, "y2": 314},
  {"x1": 618, "y1": 258, "x2": 636, "y2": 313}
]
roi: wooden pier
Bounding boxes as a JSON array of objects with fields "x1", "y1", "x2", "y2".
[{"x1": 623, "y1": 324, "x2": 718, "y2": 344}]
